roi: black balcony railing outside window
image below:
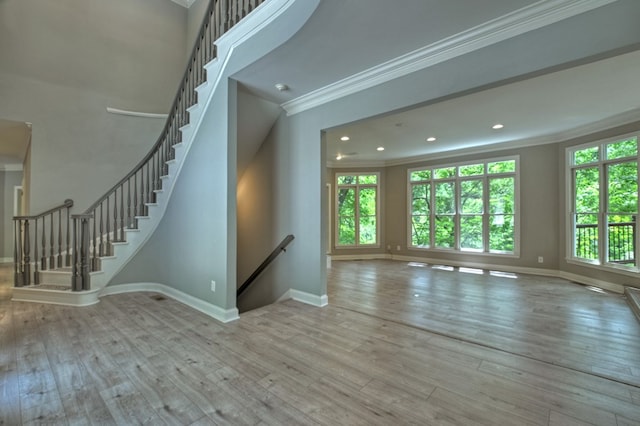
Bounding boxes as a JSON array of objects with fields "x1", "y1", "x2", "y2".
[{"x1": 575, "y1": 221, "x2": 636, "y2": 265}]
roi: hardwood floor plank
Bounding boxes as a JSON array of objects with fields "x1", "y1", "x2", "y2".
[
  {"x1": 164, "y1": 364, "x2": 263, "y2": 425},
  {"x1": 60, "y1": 388, "x2": 115, "y2": 425},
  {"x1": 548, "y1": 410, "x2": 595, "y2": 426},
  {"x1": 0, "y1": 369, "x2": 21, "y2": 426},
  {"x1": 0, "y1": 293, "x2": 21, "y2": 425},
  {"x1": 3, "y1": 260, "x2": 640, "y2": 424},
  {"x1": 119, "y1": 361, "x2": 207, "y2": 425},
  {"x1": 426, "y1": 387, "x2": 545, "y2": 426},
  {"x1": 479, "y1": 360, "x2": 640, "y2": 423},
  {"x1": 99, "y1": 381, "x2": 166, "y2": 425}
]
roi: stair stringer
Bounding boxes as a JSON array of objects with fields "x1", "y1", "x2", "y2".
[{"x1": 95, "y1": 0, "x2": 320, "y2": 291}]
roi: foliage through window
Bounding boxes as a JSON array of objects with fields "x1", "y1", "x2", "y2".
[
  {"x1": 336, "y1": 173, "x2": 379, "y2": 247},
  {"x1": 409, "y1": 157, "x2": 518, "y2": 254},
  {"x1": 569, "y1": 136, "x2": 638, "y2": 269}
]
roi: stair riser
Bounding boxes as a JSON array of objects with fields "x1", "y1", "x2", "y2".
[{"x1": 38, "y1": 271, "x2": 73, "y2": 286}]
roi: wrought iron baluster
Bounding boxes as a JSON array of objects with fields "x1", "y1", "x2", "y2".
[
  {"x1": 120, "y1": 183, "x2": 125, "y2": 240},
  {"x1": 92, "y1": 211, "x2": 98, "y2": 271},
  {"x1": 57, "y1": 210, "x2": 63, "y2": 267},
  {"x1": 133, "y1": 172, "x2": 138, "y2": 227},
  {"x1": 127, "y1": 178, "x2": 132, "y2": 229},
  {"x1": 49, "y1": 213, "x2": 55, "y2": 268},
  {"x1": 140, "y1": 163, "x2": 151, "y2": 216},
  {"x1": 66, "y1": 205, "x2": 71, "y2": 266},
  {"x1": 113, "y1": 186, "x2": 119, "y2": 242},
  {"x1": 99, "y1": 202, "x2": 104, "y2": 257},
  {"x1": 34, "y1": 219, "x2": 39, "y2": 284},
  {"x1": 40, "y1": 216, "x2": 46, "y2": 270}
]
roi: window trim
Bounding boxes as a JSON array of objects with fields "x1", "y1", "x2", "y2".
[
  {"x1": 565, "y1": 132, "x2": 639, "y2": 273},
  {"x1": 407, "y1": 155, "x2": 520, "y2": 257},
  {"x1": 335, "y1": 172, "x2": 381, "y2": 249}
]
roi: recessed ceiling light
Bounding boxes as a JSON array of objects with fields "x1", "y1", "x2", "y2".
[
  {"x1": 492, "y1": 123, "x2": 504, "y2": 129},
  {"x1": 275, "y1": 83, "x2": 289, "y2": 91},
  {"x1": 336, "y1": 154, "x2": 343, "y2": 160},
  {"x1": 377, "y1": 147, "x2": 385, "y2": 151},
  {"x1": 426, "y1": 137, "x2": 436, "y2": 142},
  {"x1": 340, "y1": 136, "x2": 350, "y2": 141}
]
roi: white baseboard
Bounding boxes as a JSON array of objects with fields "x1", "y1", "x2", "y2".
[
  {"x1": 556, "y1": 271, "x2": 625, "y2": 294},
  {"x1": 0, "y1": 257, "x2": 13, "y2": 264},
  {"x1": 290, "y1": 289, "x2": 328, "y2": 307},
  {"x1": 278, "y1": 288, "x2": 328, "y2": 307},
  {"x1": 329, "y1": 253, "x2": 391, "y2": 261},
  {"x1": 335, "y1": 254, "x2": 626, "y2": 294},
  {"x1": 101, "y1": 283, "x2": 239, "y2": 323}
]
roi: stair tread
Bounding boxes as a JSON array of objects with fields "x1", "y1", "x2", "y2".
[
  {"x1": 24, "y1": 284, "x2": 72, "y2": 291},
  {"x1": 40, "y1": 268, "x2": 72, "y2": 274}
]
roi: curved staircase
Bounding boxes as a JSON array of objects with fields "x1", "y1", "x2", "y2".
[{"x1": 11, "y1": 0, "x2": 318, "y2": 307}]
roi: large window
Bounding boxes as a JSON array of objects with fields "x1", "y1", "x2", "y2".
[
  {"x1": 409, "y1": 157, "x2": 518, "y2": 255},
  {"x1": 568, "y1": 136, "x2": 638, "y2": 270},
  {"x1": 336, "y1": 173, "x2": 379, "y2": 247}
]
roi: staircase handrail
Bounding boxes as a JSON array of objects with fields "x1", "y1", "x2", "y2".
[
  {"x1": 81, "y1": 0, "x2": 262, "y2": 215},
  {"x1": 14, "y1": 199, "x2": 73, "y2": 220},
  {"x1": 237, "y1": 234, "x2": 294, "y2": 297},
  {"x1": 63, "y1": 0, "x2": 265, "y2": 292},
  {"x1": 13, "y1": 199, "x2": 75, "y2": 287}
]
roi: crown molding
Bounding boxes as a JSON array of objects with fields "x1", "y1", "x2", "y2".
[
  {"x1": 328, "y1": 108, "x2": 640, "y2": 169},
  {"x1": 170, "y1": 0, "x2": 197, "y2": 8},
  {"x1": 0, "y1": 164, "x2": 23, "y2": 172},
  {"x1": 283, "y1": 0, "x2": 618, "y2": 116}
]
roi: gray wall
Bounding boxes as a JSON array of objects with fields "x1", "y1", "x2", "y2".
[
  {"x1": 330, "y1": 143, "x2": 560, "y2": 270},
  {"x1": 111, "y1": 0, "x2": 321, "y2": 312},
  {"x1": 0, "y1": 0, "x2": 188, "y2": 213},
  {"x1": 327, "y1": 123, "x2": 640, "y2": 289},
  {"x1": 272, "y1": 0, "x2": 640, "y2": 301},
  {"x1": 236, "y1": 114, "x2": 292, "y2": 312},
  {"x1": 115, "y1": 0, "x2": 640, "y2": 314},
  {"x1": 1, "y1": 170, "x2": 23, "y2": 262}
]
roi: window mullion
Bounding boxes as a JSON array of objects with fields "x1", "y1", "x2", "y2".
[
  {"x1": 600, "y1": 162, "x2": 607, "y2": 265},
  {"x1": 430, "y1": 181, "x2": 435, "y2": 248},
  {"x1": 454, "y1": 176, "x2": 460, "y2": 251},
  {"x1": 483, "y1": 176, "x2": 489, "y2": 253}
]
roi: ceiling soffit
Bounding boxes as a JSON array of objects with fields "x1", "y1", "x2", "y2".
[{"x1": 281, "y1": 0, "x2": 617, "y2": 115}]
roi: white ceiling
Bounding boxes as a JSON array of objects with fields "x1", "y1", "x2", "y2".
[{"x1": 325, "y1": 49, "x2": 640, "y2": 166}]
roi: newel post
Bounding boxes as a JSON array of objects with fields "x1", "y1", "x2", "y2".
[
  {"x1": 72, "y1": 214, "x2": 92, "y2": 291},
  {"x1": 23, "y1": 219, "x2": 31, "y2": 286},
  {"x1": 13, "y1": 219, "x2": 24, "y2": 287}
]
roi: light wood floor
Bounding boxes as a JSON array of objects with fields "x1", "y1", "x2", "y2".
[{"x1": 1, "y1": 260, "x2": 640, "y2": 425}]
